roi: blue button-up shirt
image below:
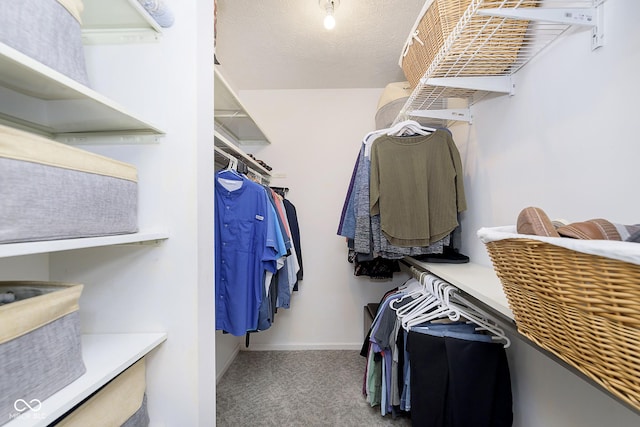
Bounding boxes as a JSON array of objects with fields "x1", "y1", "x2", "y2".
[{"x1": 215, "y1": 171, "x2": 279, "y2": 336}]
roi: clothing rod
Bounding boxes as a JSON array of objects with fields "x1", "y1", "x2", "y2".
[
  {"x1": 270, "y1": 186, "x2": 289, "y2": 197},
  {"x1": 214, "y1": 146, "x2": 268, "y2": 184},
  {"x1": 214, "y1": 146, "x2": 236, "y2": 163}
]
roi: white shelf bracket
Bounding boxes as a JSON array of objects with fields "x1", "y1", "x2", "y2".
[
  {"x1": 55, "y1": 132, "x2": 164, "y2": 145},
  {"x1": 477, "y1": 4, "x2": 604, "y2": 50},
  {"x1": 421, "y1": 76, "x2": 515, "y2": 96},
  {"x1": 409, "y1": 108, "x2": 472, "y2": 124},
  {"x1": 82, "y1": 29, "x2": 161, "y2": 45},
  {"x1": 592, "y1": 1, "x2": 605, "y2": 50},
  {"x1": 476, "y1": 7, "x2": 596, "y2": 26}
]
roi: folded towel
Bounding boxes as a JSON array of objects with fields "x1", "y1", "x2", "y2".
[{"x1": 138, "y1": 0, "x2": 174, "y2": 28}]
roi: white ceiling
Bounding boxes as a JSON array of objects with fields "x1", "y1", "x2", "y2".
[{"x1": 214, "y1": 0, "x2": 426, "y2": 90}]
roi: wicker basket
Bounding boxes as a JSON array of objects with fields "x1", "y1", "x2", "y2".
[
  {"x1": 484, "y1": 237, "x2": 640, "y2": 411},
  {"x1": 401, "y1": 0, "x2": 538, "y2": 88}
]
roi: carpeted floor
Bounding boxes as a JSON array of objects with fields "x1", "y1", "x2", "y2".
[{"x1": 216, "y1": 350, "x2": 412, "y2": 426}]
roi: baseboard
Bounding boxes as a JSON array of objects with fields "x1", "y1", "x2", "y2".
[
  {"x1": 241, "y1": 342, "x2": 363, "y2": 351},
  {"x1": 216, "y1": 342, "x2": 240, "y2": 383}
]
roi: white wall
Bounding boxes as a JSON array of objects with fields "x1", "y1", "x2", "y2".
[
  {"x1": 230, "y1": 0, "x2": 640, "y2": 425},
  {"x1": 236, "y1": 88, "x2": 411, "y2": 350},
  {"x1": 452, "y1": 0, "x2": 640, "y2": 424},
  {"x1": 457, "y1": 0, "x2": 640, "y2": 265}
]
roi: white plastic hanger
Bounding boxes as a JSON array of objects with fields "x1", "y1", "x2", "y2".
[
  {"x1": 390, "y1": 272, "x2": 431, "y2": 315},
  {"x1": 447, "y1": 292, "x2": 511, "y2": 348},
  {"x1": 403, "y1": 282, "x2": 459, "y2": 330},
  {"x1": 396, "y1": 269, "x2": 510, "y2": 346},
  {"x1": 386, "y1": 119, "x2": 435, "y2": 136},
  {"x1": 398, "y1": 275, "x2": 445, "y2": 328},
  {"x1": 218, "y1": 156, "x2": 242, "y2": 177}
]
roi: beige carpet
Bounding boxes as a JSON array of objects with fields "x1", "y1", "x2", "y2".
[{"x1": 216, "y1": 350, "x2": 412, "y2": 426}]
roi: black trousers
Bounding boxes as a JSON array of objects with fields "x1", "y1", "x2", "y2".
[{"x1": 407, "y1": 331, "x2": 513, "y2": 427}]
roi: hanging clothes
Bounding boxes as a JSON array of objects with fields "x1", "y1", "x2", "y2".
[
  {"x1": 256, "y1": 196, "x2": 288, "y2": 332},
  {"x1": 214, "y1": 153, "x2": 304, "y2": 340},
  {"x1": 338, "y1": 125, "x2": 465, "y2": 277},
  {"x1": 361, "y1": 275, "x2": 512, "y2": 424},
  {"x1": 369, "y1": 130, "x2": 466, "y2": 247},
  {"x1": 406, "y1": 330, "x2": 513, "y2": 427},
  {"x1": 283, "y1": 197, "x2": 303, "y2": 284},
  {"x1": 214, "y1": 169, "x2": 280, "y2": 336},
  {"x1": 270, "y1": 186, "x2": 304, "y2": 285}
]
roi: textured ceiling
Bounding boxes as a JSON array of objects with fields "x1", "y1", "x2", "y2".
[{"x1": 214, "y1": 0, "x2": 426, "y2": 90}]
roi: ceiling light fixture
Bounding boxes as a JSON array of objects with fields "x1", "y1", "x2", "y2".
[{"x1": 319, "y1": 0, "x2": 339, "y2": 30}]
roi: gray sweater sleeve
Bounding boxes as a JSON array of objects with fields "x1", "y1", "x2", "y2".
[{"x1": 354, "y1": 147, "x2": 372, "y2": 254}]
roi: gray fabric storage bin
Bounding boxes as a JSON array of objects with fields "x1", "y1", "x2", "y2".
[
  {"x1": 0, "y1": 124, "x2": 138, "y2": 244},
  {"x1": 56, "y1": 358, "x2": 149, "y2": 427},
  {"x1": 0, "y1": 0, "x2": 90, "y2": 86},
  {"x1": 0, "y1": 282, "x2": 86, "y2": 426}
]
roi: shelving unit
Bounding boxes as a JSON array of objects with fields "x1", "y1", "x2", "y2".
[
  {"x1": 0, "y1": 42, "x2": 164, "y2": 140},
  {"x1": 0, "y1": 2, "x2": 174, "y2": 425},
  {"x1": 214, "y1": 68, "x2": 272, "y2": 184},
  {"x1": 0, "y1": 22, "x2": 164, "y2": 141},
  {"x1": 395, "y1": 0, "x2": 604, "y2": 127},
  {"x1": 6, "y1": 333, "x2": 166, "y2": 427},
  {"x1": 214, "y1": 69, "x2": 272, "y2": 146}
]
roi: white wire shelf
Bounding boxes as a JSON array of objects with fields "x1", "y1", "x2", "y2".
[
  {"x1": 395, "y1": 0, "x2": 604, "y2": 127},
  {"x1": 214, "y1": 69, "x2": 272, "y2": 146}
]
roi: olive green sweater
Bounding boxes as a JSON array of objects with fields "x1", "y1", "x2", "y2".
[{"x1": 369, "y1": 130, "x2": 466, "y2": 247}]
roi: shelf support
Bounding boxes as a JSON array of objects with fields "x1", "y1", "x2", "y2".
[
  {"x1": 408, "y1": 108, "x2": 472, "y2": 124},
  {"x1": 421, "y1": 76, "x2": 515, "y2": 96},
  {"x1": 477, "y1": 4, "x2": 604, "y2": 50},
  {"x1": 55, "y1": 132, "x2": 164, "y2": 145},
  {"x1": 82, "y1": 29, "x2": 161, "y2": 44},
  {"x1": 476, "y1": 7, "x2": 596, "y2": 26}
]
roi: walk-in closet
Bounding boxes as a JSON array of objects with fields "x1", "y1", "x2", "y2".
[
  {"x1": 1, "y1": 0, "x2": 639, "y2": 426},
  {"x1": 214, "y1": 0, "x2": 640, "y2": 426}
]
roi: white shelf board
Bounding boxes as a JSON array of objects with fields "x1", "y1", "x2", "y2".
[
  {"x1": 403, "y1": 258, "x2": 514, "y2": 320},
  {"x1": 214, "y1": 69, "x2": 271, "y2": 146},
  {"x1": 6, "y1": 333, "x2": 167, "y2": 427},
  {"x1": 0, "y1": 42, "x2": 164, "y2": 138},
  {"x1": 0, "y1": 230, "x2": 169, "y2": 259},
  {"x1": 81, "y1": 0, "x2": 162, "y2": 44}
]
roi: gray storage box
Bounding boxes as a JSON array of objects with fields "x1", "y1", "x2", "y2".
[
  {"x1": 0, "y1": 0, "x2": 90, "y2": 86},
  {"x1": 0, "y1": 124, "x2": 138, "y2": 244},
  {"x1": 0, "y1": 281, "x2": 86, "y2": 425}
]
